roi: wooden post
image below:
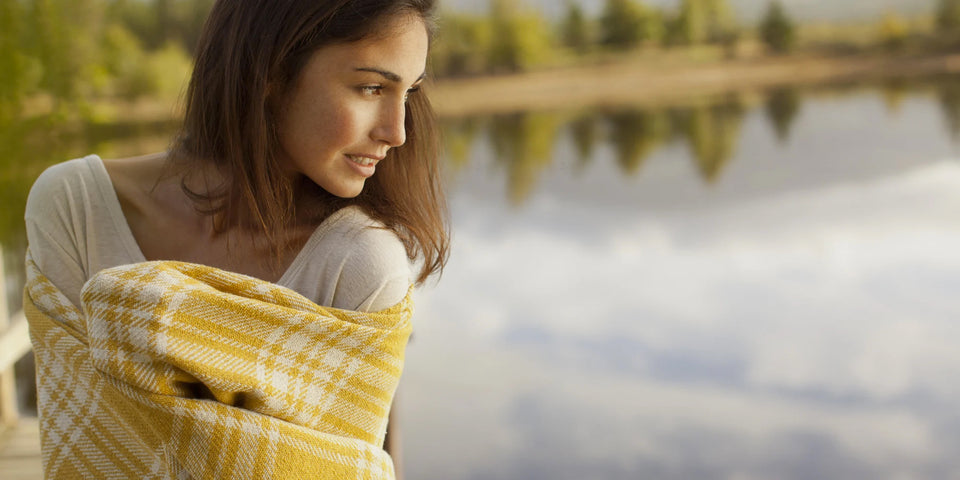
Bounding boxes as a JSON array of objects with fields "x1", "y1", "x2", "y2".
[{"x1": 0, "y1": 243, "x2": 19, "y2": 428}]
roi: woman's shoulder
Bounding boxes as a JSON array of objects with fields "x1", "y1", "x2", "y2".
[
  {"x1": 25, "y1": 155, "x2": 105, "y2": 218},
  {"x1": 314, "y1": 205, "x2": 409, "y2": 272},
  {"x1": 291, "y1": 205, "x2": 411, "y2": 312},
  {"x1": 29, "y1": 155, "x2": 102, "y2": 192}
]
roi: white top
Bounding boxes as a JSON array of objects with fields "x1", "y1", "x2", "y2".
[{"x1": 24, "y1": 155, "x2": 410, "y2": 312}]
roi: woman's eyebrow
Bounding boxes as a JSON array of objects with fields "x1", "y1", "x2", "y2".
[{"x1": 355, "y1": 67, "x2": 427, "y2": 83}]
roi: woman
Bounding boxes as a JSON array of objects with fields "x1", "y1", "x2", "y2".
[{"x1": 23, "y1": 0, "x2": 447, "y2": 478}]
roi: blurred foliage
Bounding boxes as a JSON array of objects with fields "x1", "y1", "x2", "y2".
[
  {"x1": 431, "y1": 14, "x2": 495, "y2": 76},
  {"x1": 759, "y1": 1, "x2": 797, "y2": 54},
  {"x1": 432, "y1": 1, "x2": 553, "y2": 76},
  {"x1": 0, "y1": 0, "x2": 206, "y2": 122},
  {"x1": 878, "y1": 12, "x2": 910, "y2": 51},
  {"x1": 666, "y1": 0, "x2": 737, "y2": 46},
  {"x1": 937, "y1": 0, "x2": 960, "y2": 34},
  {"x1": 560, "y1": 1, "x2": 591, "y2": 54},
  {"x1": 599, "y1": 0, "x2": 663, "y2": 50},
  {"x1": 487, "y1": 0, "x2": 554, "y2": 73},
  {"x1": 107, "y1": 0, "x2": 214, "y2": 52}
]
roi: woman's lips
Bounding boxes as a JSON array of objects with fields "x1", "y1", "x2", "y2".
[{"x1": 346, "y1": 154, "x2": 379, "y2": 177}]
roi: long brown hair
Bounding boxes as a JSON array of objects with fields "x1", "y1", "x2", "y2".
[{"x1": 171, "y1": 0, "x2": 448, "y2": 284}]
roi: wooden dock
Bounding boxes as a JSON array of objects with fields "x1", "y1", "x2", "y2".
[
  {"x1": 2, "y1": 243, "x2": 41, "y2": 479},
  {"x1": 0, "y1": 419, "x2": 42, "y2": 480}
]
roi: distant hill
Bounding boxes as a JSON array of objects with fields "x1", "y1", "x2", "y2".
[{"x1": 440, "y1": 0, "x2": 937, "y2": 23}]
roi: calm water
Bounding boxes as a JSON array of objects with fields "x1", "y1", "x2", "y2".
[{"x1": 3, "y1": 79, "x2": 960, "y2": 479}]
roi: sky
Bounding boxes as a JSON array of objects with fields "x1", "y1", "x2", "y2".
[{"x1": 440, "y1": 0, "x2": 938, "y2": 22}]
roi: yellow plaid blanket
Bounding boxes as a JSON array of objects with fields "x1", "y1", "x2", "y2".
[{"x1": 23, "y1": 254, "x2": 412, "y2": 479}]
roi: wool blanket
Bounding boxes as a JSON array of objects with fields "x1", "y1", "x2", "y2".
[{"x1": 23, "y1": 253, "x2": 412, "y2": 479}]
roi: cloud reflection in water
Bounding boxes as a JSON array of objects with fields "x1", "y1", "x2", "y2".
[{"x1": 402, "y1": 90, "x2": 960, "y2": 479}]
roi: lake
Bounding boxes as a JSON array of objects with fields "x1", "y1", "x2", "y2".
[{"x1": 3, "y1": 77, "x2": 960, "y2": 479}]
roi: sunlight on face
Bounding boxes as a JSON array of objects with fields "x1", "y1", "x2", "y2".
[{"x1": 275, "y1": 13, "x2": 429, "y2": 198}]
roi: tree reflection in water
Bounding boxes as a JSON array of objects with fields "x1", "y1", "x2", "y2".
[
  {"x1": 681, "y1": 93, "x2": 746, "y2": 184},
  {"x1": 604, "y1": 108, "x2": 669, "y2": 176},
  {"x1": 567, "y1": 113, "x2": 598, "y2": 173},
  {"x1": 440, "y1": 115, "x2": 483, "y2": 170},
  {"x1": 938, "y1": 78, "x2": 960, "y2": 142},
  {"x1": 765, "y1": 87, "x2": 801, "y2": 144},
  {"x1": 881, "y1": 78, "x2": 909, "y2": 115},
  {"x1": 438, "y1": 78, "x2": 960, "y2": 207},
  {"x1": 489, "y1": 111, "x2": 560, "y2": 206}
]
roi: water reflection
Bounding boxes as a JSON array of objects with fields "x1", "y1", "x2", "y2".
[
  {"x1": 411, "y1": 77, "x2": 960, "y2": 479},
  {"x1": 938, "y1": 81, "x2": 960, "y2": 142},
  {"x1": 489, "y1": 112, "x2": 561, "y2": 206},
  {"x1": 765, "y1": 87, "x2": 801, "y2": 144},
  {"x1": 605, "y1": 108, "x2": 669, "y2": 176},
  {"x1": 881, "y1": 78, "x2": 910, "y2": 115},
  {"x1": 682, "y1": 95, "x2": 746, "y2": 183},
  {"x1": 567, "y1": 113, "x2": 598, "y2": 169},
  {"x1": 441, "y1": 77, "x2": 960, "y2": 208}
]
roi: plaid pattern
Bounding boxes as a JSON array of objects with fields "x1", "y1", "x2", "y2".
[{"x1": 24, "y1": 252, "x2": 412, "y2": 479}]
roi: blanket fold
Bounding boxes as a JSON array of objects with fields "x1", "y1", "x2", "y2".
[{"x1": 24, "y1": 253, "x2": 412, "y2": 479}]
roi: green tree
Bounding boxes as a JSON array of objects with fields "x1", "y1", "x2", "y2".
[
  {"x1": 666, "y1": 0, "x2": 736, "y2": 45},
  {"x1": 937, "y1": 0, "x2": 960, "y2": 34},
  {"x1": 879, "y1": 11, "x2": 909, "y2": 50},
  {"x1": 599, "y1": 0, "x2": 663, "y2": 50},
  {"x1": 759, "y1": 0, "x2": 796, "y2": 54},
  {"x1": 25, "y1": 0, "x2": 106, "y2": 108},
  {"x1": 108, "y1": 0, "x2": 214, "y2": 53},
  {"x1": 431, "y1": 14, "x2": 494, "y2": 77},
  {"x1": 561, "y1": 1, "x2": 591, "y2": 54},
  {"x1": 0, "y1": 0, "x2": 31, "y2": 120},
  {"x1": 488, "y1": 0, "x2": 553, "y2": 73}
]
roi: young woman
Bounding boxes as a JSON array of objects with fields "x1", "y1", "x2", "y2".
[
  {"x1": 23, "y1": 0, "x2": 448, "y2": 478},
  {"x1": 27, "y1": 0, "x2": 448, "y2": 314}
]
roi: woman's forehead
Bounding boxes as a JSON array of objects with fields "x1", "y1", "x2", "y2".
[{"x1": 306, "y1": 16, "x2": 429, "y2": 82}]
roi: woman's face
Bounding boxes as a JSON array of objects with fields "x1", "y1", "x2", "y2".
[{"x1": 275, "y1": 14, "x2": 429, "y2": 198}]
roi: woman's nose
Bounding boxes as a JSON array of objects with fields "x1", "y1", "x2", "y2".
[{"x1": 373, "y1": 100, "x2": 406, "y2": 147}]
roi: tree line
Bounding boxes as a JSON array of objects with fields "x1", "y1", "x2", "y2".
[
  {"x1": 431, "y1": 0, "x2": 802, "y2": 76},
  {"x1": 0, "y1": 0, "x2": 212, "y2": 122},
  {"x1": 433, "y1": 0, "x2": 960, "y2": 77}
]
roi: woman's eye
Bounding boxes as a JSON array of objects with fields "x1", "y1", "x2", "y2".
[{"x1": 360, "y1": 85, "x2": 383, "y2": 96}]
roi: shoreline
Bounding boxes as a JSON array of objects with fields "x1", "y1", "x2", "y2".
[
  {"x1": 429, "y1": 51, "x2": 960, "y2": 117},
  {"x1": 14, "y1": 51, "x2": 960, "y2": 126}
]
